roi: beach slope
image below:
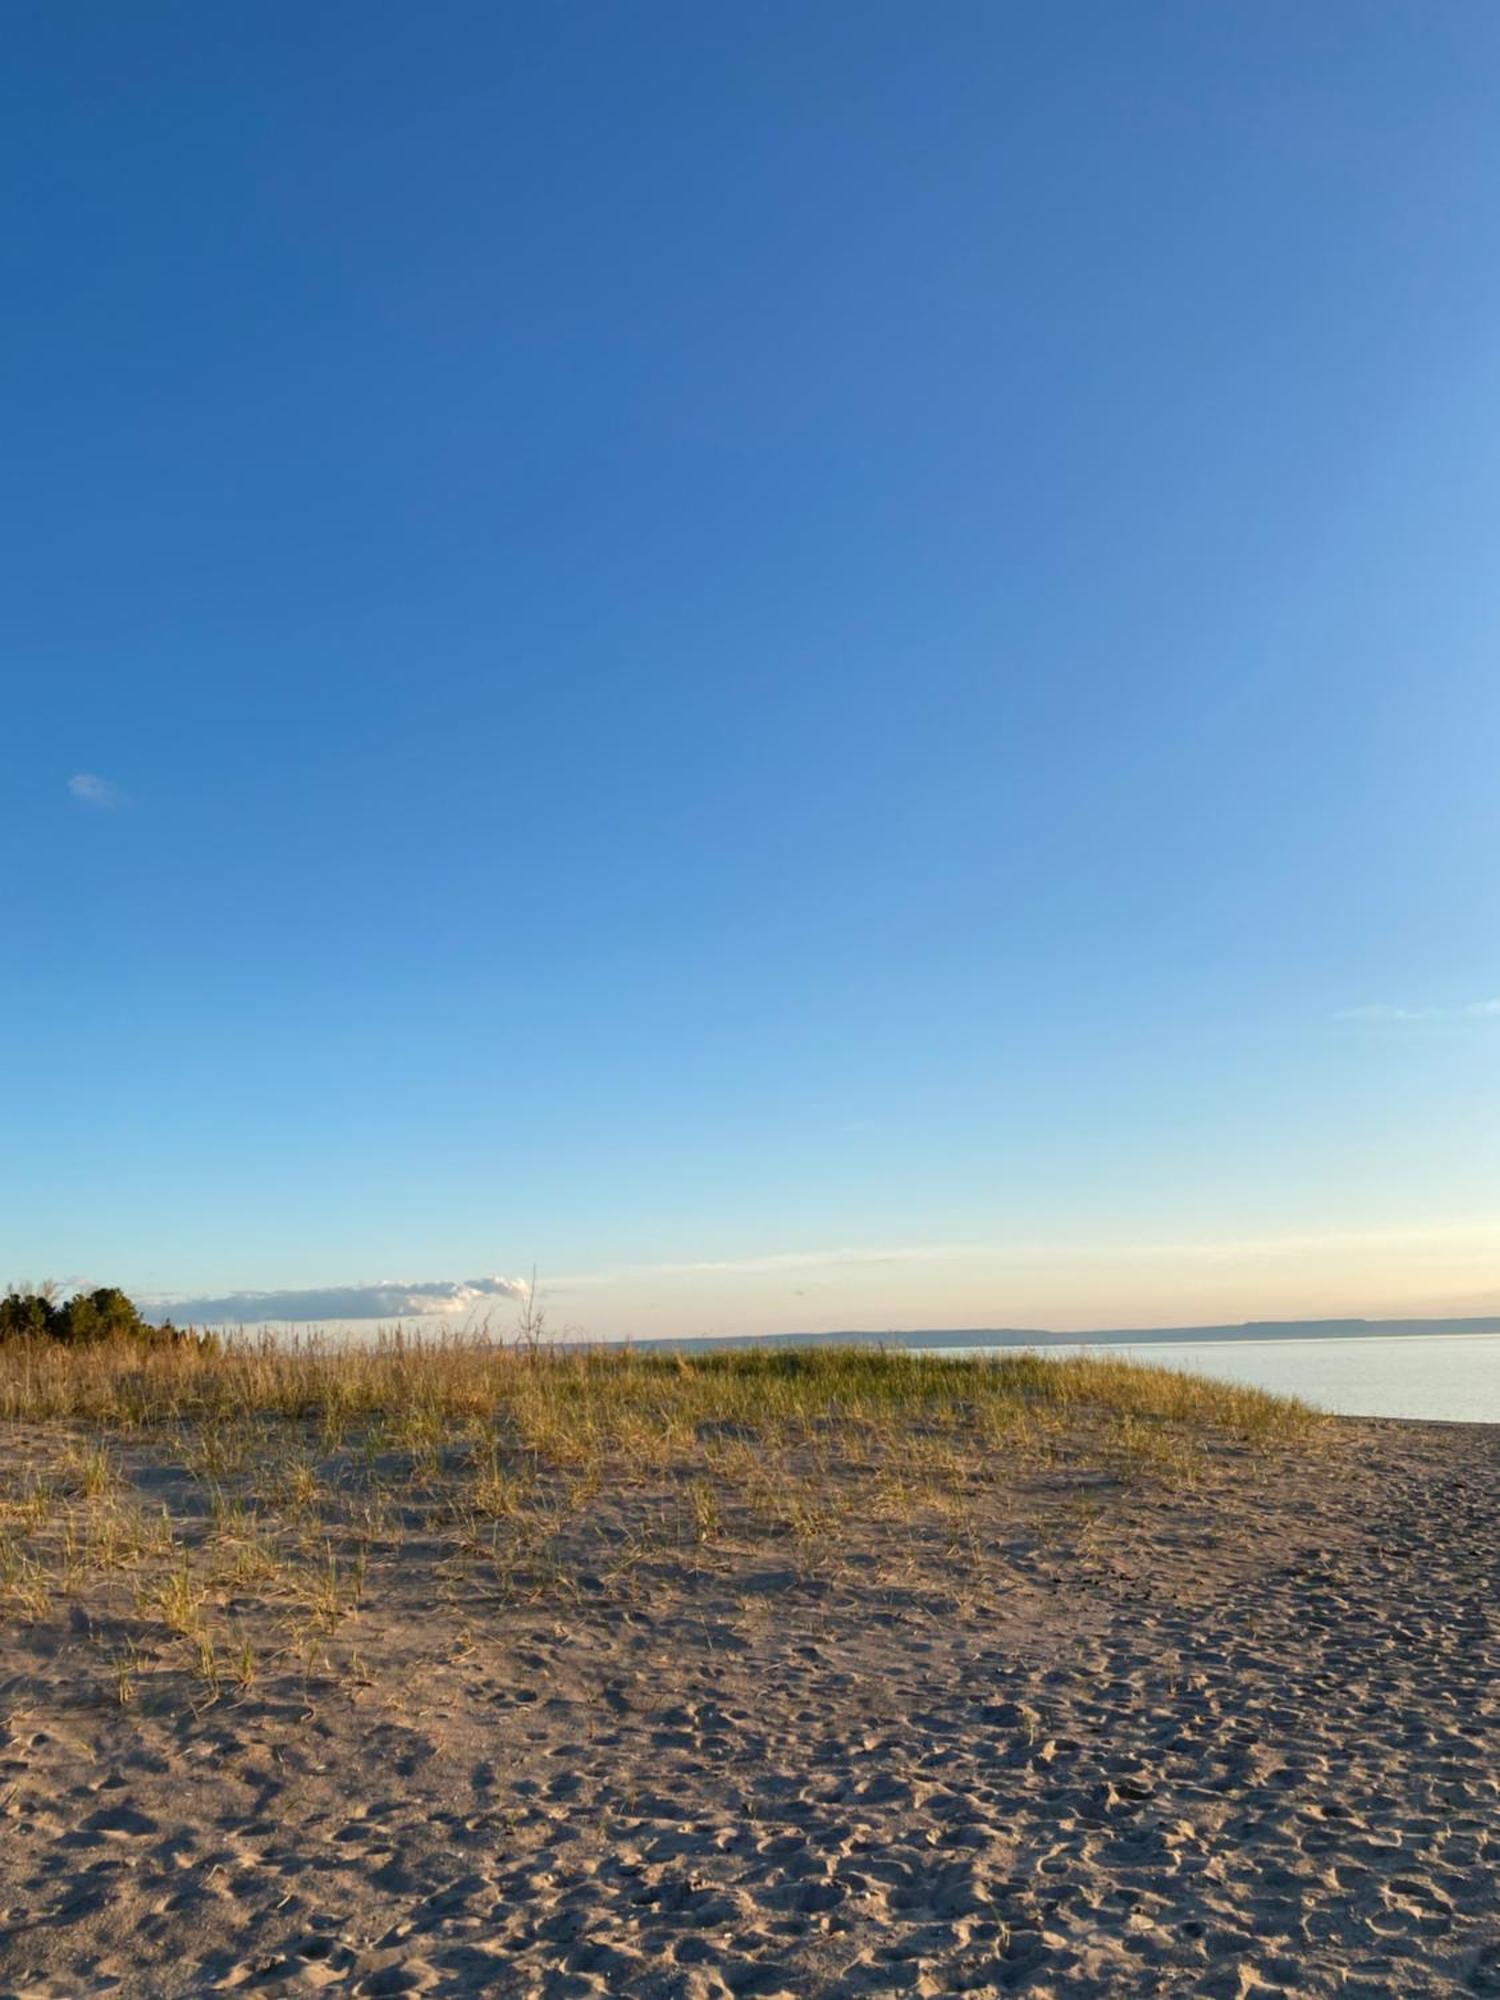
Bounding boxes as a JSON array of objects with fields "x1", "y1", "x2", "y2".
[{"x1": 0, "y1": 1355, "x2": 1494, "y2": 1997}]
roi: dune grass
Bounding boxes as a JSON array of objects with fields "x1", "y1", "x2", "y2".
[
  {"x1": 0, "y1": 1329, "x2": 1308, "y2": 1434},
  {"x1": 0, "y1": 1336, "x2": 1317, "y2": 1710}
]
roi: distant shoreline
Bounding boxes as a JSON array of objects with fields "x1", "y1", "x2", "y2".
[
  {"x1": 629, "y1": 1314, "x2": 1500, "y2": 1354},
  {"x1": 175, "y1": 1312, "x2": 1500, "y2": 1347}
]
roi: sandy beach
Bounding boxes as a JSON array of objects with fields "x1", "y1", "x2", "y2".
[{"x1": 0, "y1": 1353, "x2": 1494, "y2": 1999}]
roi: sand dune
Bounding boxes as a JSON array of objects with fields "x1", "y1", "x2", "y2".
[{"x1": 1, "y1": 1415, "x2": 1495, "y2": 1997}]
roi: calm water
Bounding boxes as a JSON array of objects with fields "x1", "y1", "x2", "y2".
[{"x1": 956, "y1": 1331, "x2": 1500, "y2": 1422}]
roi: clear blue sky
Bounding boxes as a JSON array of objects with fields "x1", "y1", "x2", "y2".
[{"x1": 7, "y1": 3, "x2": 1500, "y2": 1335}]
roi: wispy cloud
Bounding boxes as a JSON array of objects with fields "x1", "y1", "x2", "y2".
[
  {"x1": 1334, "y1": 999, "x2": 1500, "y2": 1024},
  {"x1": 143, "y1": 1275, "x2": 531, "y2": 1326},
  {"x1": 68, "y1": 772, "x2": 126, "y2": 809},
  {"x1": 554, "y1": 1246, "x2": 970, "y2": 1288},
  {"x1": 554, "y1": 1220, "x2": 1500, "y2": 1284}
]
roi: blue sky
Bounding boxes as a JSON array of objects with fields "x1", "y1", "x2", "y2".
[{"x1": 6, "y1": 3, "x2": 1500, "y2": 1335}]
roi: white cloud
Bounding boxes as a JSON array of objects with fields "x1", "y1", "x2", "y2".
[
  {"x1": 143, "y1": 1275, "x2": 531, "y2": 1326},
  {"x1": 1335, "y1": 999, "x2": 1500, "y2": 1024},
  {"x1": 68, "y1": 772, "x2": 125, "y2": 809}
]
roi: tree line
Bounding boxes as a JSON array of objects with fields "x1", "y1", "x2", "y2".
[{"x1": 0, "y1": 1285, "x2": 206, "y2": 1346}]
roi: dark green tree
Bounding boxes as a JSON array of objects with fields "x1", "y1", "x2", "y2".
[
  {"x1": 0, "y1": 1285, "x2": 197, "y2": 1346},
  {"x1": 0, "y1": 1287, "x2": 62, "y2": 1341}
]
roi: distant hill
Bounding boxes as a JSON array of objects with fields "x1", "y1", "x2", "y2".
[{"x1": 632, "y1": 1316, "x2": 1500, "y2": 1354}]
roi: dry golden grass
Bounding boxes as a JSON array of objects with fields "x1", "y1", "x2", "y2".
[
  {"x1": 0, "y1": 1336, "x2": 1318, "y2": 1710},
  {"x1": 0, "y1": 1329, "x2": 1311, "y2": 1435}
]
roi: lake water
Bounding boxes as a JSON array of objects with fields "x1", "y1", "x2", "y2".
[{"x1": 953, "y1": 1331, "x2": 1500, "y2": 1423}]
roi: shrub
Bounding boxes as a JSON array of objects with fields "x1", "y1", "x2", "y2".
[{"x1": 0, "y1": 1285, "x2": 198, "y2": 1347}]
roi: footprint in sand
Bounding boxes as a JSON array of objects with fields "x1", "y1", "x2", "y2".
[{"x1": 81, "y1": 1804, "x2": 158, "y2": 1839}]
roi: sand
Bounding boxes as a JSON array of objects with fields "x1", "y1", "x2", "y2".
[{"x1": 0, "y1": 1416, "x2": 1495, "y2": 1998}]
